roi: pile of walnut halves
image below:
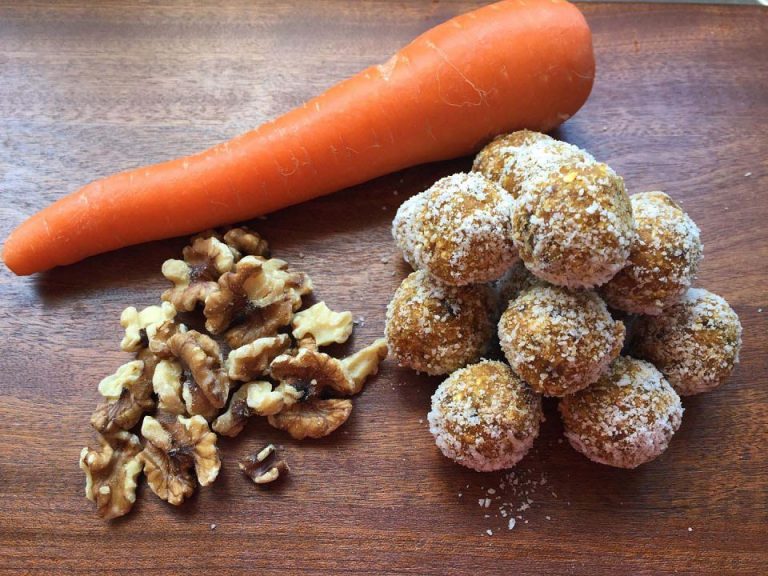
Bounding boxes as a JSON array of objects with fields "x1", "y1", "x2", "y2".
[{"x1": 79, "y1": 227, "x2": 388, "y2": 519}]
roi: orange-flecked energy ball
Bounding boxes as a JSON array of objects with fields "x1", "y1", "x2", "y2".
[
  {"x1": 392, "y1": 172, "x2": 518, "y2": 286},
  {"x1": 600, "y1": 191, "x2": 702, "y2": 315},
  {"x1": 511, "y1": 161, "x2": 634, "y2": 288},
  {"x1": 474, "y1": 131, "x2": 635, "y2": 288},
  {"x1": 385, "y1": 270, "x2": 494, "y2": 375},
  {"x1": 473, "y1": 130, "x2": 591, "y2": 199},
  {"x1": 428, "y1": 360, "x2": 542, "y2": 471},
  {"x1": 498, "y1": 285, "x2": 625, "y2": 396},
  {"x1": 633, "y1": 288, "x2": 742, "y2": 396},
  {"x1": 559, "y1": 356, "x2": 683, "y2": 469}
]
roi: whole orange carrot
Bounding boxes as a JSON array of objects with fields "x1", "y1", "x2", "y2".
[{"x1": 3, "y1": 0, "x2": 594, "y2": 275}]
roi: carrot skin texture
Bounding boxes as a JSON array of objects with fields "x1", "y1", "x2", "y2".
[{"x1": 3, "y1": 0, "x2": 594, "y2": 275}]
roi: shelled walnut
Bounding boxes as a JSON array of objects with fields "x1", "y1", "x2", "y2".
[
  {"x1": 91, "y1": 360, "x2": 155, "y2": 433},
  {"x1": 204, "y1": 257, "x2": 281, "y2": 334},
  {"x1": 193, "y1": 226, "x2": 271, "y2": 260},
  {"x1": 261, "y1": 258, "x2": 313, "y2": 311},
  {"x1": 269, "y1": 348, "x2": 353, "y2": 399},
  {"x1": 339, "y1": 338, "x2": 389, "y2": 395},
  {"x1": 138, "y1": 414, "x2": 220, "y2": 505},
  {"x1": 223, "y1": 227, "x2": 270, "y2": 259},
  {"x1": 80, "y1": 226, "x2": 388, "y2": 519},
  {"x1": 227, "y1": 334, "x2": 292, "y2": 382},
  {"x1": 146, "y1": 319, "x2": 187, "y2": 359},
  {"x1": 268, "y1": 399, "x2": 353, "y2": 440},
  {"x1": 152, "y1": 359, "x2": 186, "y2": 415},
  {"x1": 224, "y1": 296, "x2": 294, "y2": 348},
  {"x1": 161, "y1": 237, "x2": 236, "y2": 312},
  {"x1": 213, "y1": 381, "x2": 300, "y2": 437},
  {"x1": 167, "y1": 330, "x2": 230, "y2": 411},
  {"x1": 204, "y1": 256, "x2": 312, "y2": 335},
  {"x1": 239, "y1": 444, "x2": 289, "y2": 485},
  {"x1": 265, "y1": 340, "x2": 388, "y2": 439},
  {"x1": 120, "y1": 302, "x2": 176, "y2": 353},
  {"x1": 79, "y1": 430, "x2": 143, "y2": 520},
  {"x1": 291, "y1": 302, "x2": 353, "y2": 346},
  {"x1": 269, "y1": 339, "x2": 389, "y2": 399},
  {"x1": 189, "y1": 229, "x2": 221, "y2": 243}
]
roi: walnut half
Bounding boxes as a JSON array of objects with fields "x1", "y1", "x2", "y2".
[
  {"x1": 291, "y1": 301, "x2": 353, "y2": 347},
  {"x1": 227, "y1": 334, "x2": 291, "y2": 382},
  {"x1": 204, "y1": 256, "x2": 312, "y2": 340},
  {"x1": 120, "y1": 302, "x2": 176, "y2": 353},
  {"x1": 213, "y1": 381, "x2": 300, "y2": 437},
  {"x1": 223, "y1": 227, "x2": 270, "y2": 259},
  {"x1": 264, "y1": 339, "x2": 388, "y2": 439},
  {"x1": 268, "y1": 399, "x2": 353, "y2": 440},
  {"x1": 168, "y1": 330, "x2": 231, "y2": 411},
  {"x1": 224, "y1": 296, "x2": 294, "y2": 349},
  {"x1": 239, "y1": 444, "x2": 289, "y2": 485},
  {"x1": 269, "y1": 338, "x2": 388, "y2": 399},
  {"x1": 152, "y1": 359, "x2": 186, "y2": 415},
  {"x1": 79, "y1": 430, "x2": 143, "y2": 520},
  {"x1": 161, "y1": 237, "x2": 236, "y2": 312},
  {"x1": 204, "y1": 256, "x2": 285, "y2": 335},
  {"x1": 269, "y1": 348, "x2": 353, "y2": 400},
  {"x1": 91, "y1": 360, "x2": 155, "y2": 433},
  {"x1": 139, "y1": 414, "x2": 221, "y2": 506},
  {"x1": 339, "y1": 338, "x2": 389, "y2": 395},
  {"x1": 211, "y1": 383, "x2": 254, "y2": 437}
]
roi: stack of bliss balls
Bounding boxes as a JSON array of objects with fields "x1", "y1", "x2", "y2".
[{"x1": 386, "y1": 130, "x2": 742, "y2": 472}]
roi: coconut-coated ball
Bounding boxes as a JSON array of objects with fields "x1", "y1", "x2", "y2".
[
  {"x1": 633, "y1": 288, "x2": 742, "y2": 396},
  {"x1": 475, "y1": 131, "x2": 634, "y2": 288},
  {"x1": 473, "y1": 130, "x2": 591, "y2": 198},
  {"x1": 601, "y1": 191, "x2": 702, "y2": 315},
  {"x1": 385, "y1": 270, "x2": 494, "y2": 376},
  {"x1": 512, "y1": 160, "x2": 634, "y2": 288},
  {"x1": 559, "y1": 356, "x2": 683, "y2": 469},
  {"x1": 392, "y1": 172, "x2": 518, "y2": 286},
  {"x1": 498, "y1": 285, "x2": 625, "y2": 397},
  {"x1": 428, "y1": 360, "x2": 542, "y2": 471}
]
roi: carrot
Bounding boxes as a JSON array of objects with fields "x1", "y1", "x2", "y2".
[{"x1": 3, "y1": 0, "x2": 594, "y2": 275}]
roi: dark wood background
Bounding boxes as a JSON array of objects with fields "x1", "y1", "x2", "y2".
[{"x1": 0, "y1": 2, "x2": 766, "y2": 574}]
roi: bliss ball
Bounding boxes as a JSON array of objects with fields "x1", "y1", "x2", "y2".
[
  {"x1": 385, "y1": 270, "x2": 494, "y2": 375},
  {"x1": 511, "y1": 160, "x2": 634, "y2": 288},
  {"x1": 498, "y1": 285, "x2": 625, "y2": 397},
  {"x1": 474, "y1": 131, "x2": 634, "y2": 288},
  {"x1": 428, "y1": 360, "x2": 542, "y2": 471},
  {"x1": 601, "y1": 191, "x2": 702, "y2": 315},
  {"x1": 633, "y1": 288, "x2": 742, "y2": 396},
  {"x1": 473, "y1": 130, "x2": 592, "y2": 198},
  {"x1": 392, "y1": 172, "x2": 518, "y2": 286},
  {"x1": 559, "y1": 356, "x2": 683, "y2": 469}
]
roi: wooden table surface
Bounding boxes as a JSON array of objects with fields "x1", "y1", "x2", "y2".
[{"x1": 1, "y1": 2, "x2": 766, "y2": 575}]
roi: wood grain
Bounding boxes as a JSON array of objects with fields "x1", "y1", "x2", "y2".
[{"x1": 0, "y1": 2, "x2": 766, "y2": 575}]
